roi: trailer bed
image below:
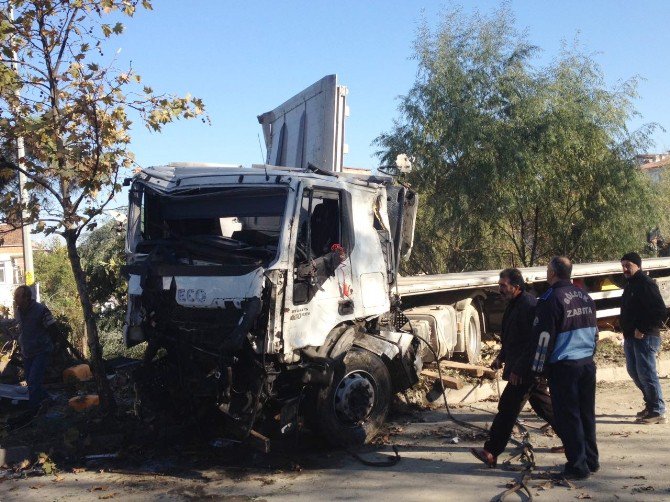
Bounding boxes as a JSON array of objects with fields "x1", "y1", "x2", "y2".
[{"x1": 397, "y1": 257, "x2": 670, "y2": 296}]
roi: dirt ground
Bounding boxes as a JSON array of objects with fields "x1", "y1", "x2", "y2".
[{"x1": 1, "y1": 376, "x2": 669, "y2": 501}]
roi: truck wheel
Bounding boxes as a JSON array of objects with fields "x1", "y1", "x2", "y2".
[
  {"x1": 316, "y1": 348, "x2": 391, "y2": 447},
  {"x1": 459, "y1": 303, "x2": 482, "y2": 363}
]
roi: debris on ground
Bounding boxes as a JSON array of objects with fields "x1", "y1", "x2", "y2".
[
  {"x1": 62, "y1": 364, "x2": 93, "y2": 383},
  {"x1": 68, "y1": 394, "x2": 100, "y2": 412}
]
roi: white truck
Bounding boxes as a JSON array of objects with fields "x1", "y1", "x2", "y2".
[{"x1": 123, "y1": 75, "x2": 670, "y2": 446}]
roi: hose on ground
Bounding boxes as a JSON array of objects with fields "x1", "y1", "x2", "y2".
[{"x1": 409, "y1": 328, "x2": 533, "y2": 454}]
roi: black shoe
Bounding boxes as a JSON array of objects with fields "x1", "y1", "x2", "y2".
[
  {"x1": 636, "y1": 412, "x2": 667, "y2": 424},
  {"x1": 588, "y1": 464, "x2": 600, "y2": 473},
  {"x1": 636, "y1": 407, "x2": 649, "y2": 418},
  {"x1": 469, "y1": 447, "x2": 497, "y2": 468}
]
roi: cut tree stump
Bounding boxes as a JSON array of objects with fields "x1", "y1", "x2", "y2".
[
  {"x1": 438, "y1": 361, "x2": 498, "y2": 379},
  {"x1": 420, "y1": 369, "x2": 463, "y2": 390}
]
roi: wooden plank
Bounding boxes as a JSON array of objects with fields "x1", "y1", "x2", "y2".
[
  {"x1": 248, "y1": 429, "x2": 271, "y2": 454},
  {"x1": 439, "y1": 361, "x2": 498, "y2": 379},
  {"x1": 420, "y1": 369, "x2": 463, "y2": 390}
]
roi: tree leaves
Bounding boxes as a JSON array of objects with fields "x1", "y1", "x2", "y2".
[
  {"x1": 0, "y1": 0, "x2": 204, "y2": 412},
  {"x1": 376, "y1": 6, "x2": 656, "y2": 271}
]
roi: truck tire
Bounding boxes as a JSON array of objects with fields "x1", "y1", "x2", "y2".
[
  {"x1": 316, "y1": 348, "x2": 391, "y2": 447},
  {"x1": 458, "y1": 303, "x2": 482, "y2": 363}
]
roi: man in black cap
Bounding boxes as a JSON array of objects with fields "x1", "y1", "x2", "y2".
[{"x1": 620, "y1": 252, "x2": 667, "y2": 424}]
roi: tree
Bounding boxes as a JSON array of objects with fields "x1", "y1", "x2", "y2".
[
  {"x1": 0, "y1": 0, "x2": 206, "y2": 411},
  {"x1": 376, "y1": 5, "x2": 656, "y2": 272},
  {"x1": 34, "y1": 242, "x2": 83, "y2": 342},
  {"x1": 79, "y1": 218, "x2": 126, "y2": 310}
]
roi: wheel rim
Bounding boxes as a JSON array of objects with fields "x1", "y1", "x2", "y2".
[
  {"x1": 333, "y1": 370, "x2": 377, "y2": 424},
  {"x1": 468, "y1": 315, "x2": 479, "y2": 359}
]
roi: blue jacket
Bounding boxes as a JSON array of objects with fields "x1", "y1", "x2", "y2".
[{"x1": 531, "y1": 280, "x2": 597, "y2": 374}]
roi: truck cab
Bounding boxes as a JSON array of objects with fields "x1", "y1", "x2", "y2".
[{"x1": 124, "y1": 160, "x2": 421, "y2": 445}]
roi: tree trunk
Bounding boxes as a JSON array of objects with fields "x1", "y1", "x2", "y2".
[{"x1": 64, "y1": 229, "x2": 116, "y2": 413}]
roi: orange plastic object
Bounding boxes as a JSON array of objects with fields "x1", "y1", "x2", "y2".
[
  {"x1": 62, "y1": 364, "x2": 93, "y2": 383},
  {"x1": 68, "y1": 394, "x2": 99, "y2": 411}
]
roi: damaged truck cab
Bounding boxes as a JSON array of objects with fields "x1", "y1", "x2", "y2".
[{"x1": 124, "y1": 162, "x2": 421, "y2": 445}]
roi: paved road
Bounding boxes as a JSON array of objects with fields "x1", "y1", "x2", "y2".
[{"x1": 1, "y1": 378, "x2": 669, "y2": 501}]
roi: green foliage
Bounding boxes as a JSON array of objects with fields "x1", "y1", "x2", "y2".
[
  {"x1": 35, "y1": 222, "x2": 133, "y2": 357},
  {"x1": 376, "y1": 5, "x2": 657, "y2": 271},
  {"x1": 34, "y1": 242, "x2": 84, "y2": 343},
  {"x1": 649, "y1": 170, "x2": 670, "y2": 254},
  {"x1": 80, "y1": 219, "x2": 134, "y2": 358},
  {"x1": 79, "y1": 219, "x2": 126, "y2": 308}
]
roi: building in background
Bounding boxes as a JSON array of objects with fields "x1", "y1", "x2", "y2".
[
  {"x1": 0, "y1": 224, "x2": 24, "y2": 312},
  {"x1": 637, "y1": 152, "x2": 670, "y2": 182}
]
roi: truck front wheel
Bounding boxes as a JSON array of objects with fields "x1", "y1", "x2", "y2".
[
  {"x1": 459, "y1": 303, "x2": 482, "y2": 363},
  {"x1": 316, "y1": 348, "x2": 391, "y2": 447}
]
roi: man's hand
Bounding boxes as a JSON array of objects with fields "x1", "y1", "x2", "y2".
[
  {"x1": 508, "y1": 372, "x2": 523, "y2": 385},
  {"x1": 634, "y1": 329, "x2": 645, "y2": 339}
]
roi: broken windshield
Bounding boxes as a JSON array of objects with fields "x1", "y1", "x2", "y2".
[{"x1": 130, "y1": 186, "x2": 288, "y2": 266}]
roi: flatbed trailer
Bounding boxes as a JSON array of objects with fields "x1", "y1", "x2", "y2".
[
  {"x1": 395, "y1": 258, "x2": 670, "y2": 364},
  {"x1": 399, "y1": 257, "x2": 670, "y2": 318}
]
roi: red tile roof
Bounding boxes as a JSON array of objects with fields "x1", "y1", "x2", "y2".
[
  {"x1": 639, "y1": 157, "x2": 670, "y2": 171},
  {"x1": 0, "y1": 224, "x2": 24, "y2": 247}
]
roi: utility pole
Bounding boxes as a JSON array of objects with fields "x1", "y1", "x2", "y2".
[
  {"x1": 8, "y1": 6, "x2": 35, "y2": 286},
  {"x1": 17, "y1": 142, "x2": 34, "y2": 286}
]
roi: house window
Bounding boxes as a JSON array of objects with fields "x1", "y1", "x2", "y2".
[{"x1": 0, "y1": 264, "x2": 6, "y2": 284}]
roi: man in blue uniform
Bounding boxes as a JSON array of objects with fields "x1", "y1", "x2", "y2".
[{"x1": 531, "y1": 256, "x2": 599, "y2": 480}]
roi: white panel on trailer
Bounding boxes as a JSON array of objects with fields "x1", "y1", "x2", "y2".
[{"x1": 257, "y1": 75, "x2": 348, "y2": 172}]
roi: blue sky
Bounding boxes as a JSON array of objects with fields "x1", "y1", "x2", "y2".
[{"x1": 113, "y1": 0, "x2": 670, "y2": 171}]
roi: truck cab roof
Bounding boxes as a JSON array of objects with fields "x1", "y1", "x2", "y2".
[{"x1": 134, "y1": 162, "x2": 393, "y2": 192}]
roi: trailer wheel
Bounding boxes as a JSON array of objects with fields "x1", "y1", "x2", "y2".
[
  {"x1": 459, "y1": 303, "x2": 482, "y2": 363},
  {"x1": 316, "y1": 348, "x2": 391, "y2": 447}
]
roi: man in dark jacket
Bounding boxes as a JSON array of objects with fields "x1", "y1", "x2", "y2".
[
  {"x1": 620, "y1": 252, "x2": 667, "y2": 424},
  {"x1": 13, "y1": 285, "x2": 56, "y2": 411},
  {"x1": 470, "y1": 268, "x2": 556, "y2": 468},
  {"x1": 531, "y1": 256, "x2": 599, "y2": 480}
]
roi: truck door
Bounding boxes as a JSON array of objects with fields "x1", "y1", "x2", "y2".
[{"x1": 284, "y1": 186, "x2": 355, "y2": 351}]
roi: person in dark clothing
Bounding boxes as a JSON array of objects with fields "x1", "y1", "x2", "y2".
[
  {"x1": 13, "y1": 285, "x2": 56, "y2": 411},
  {"x1": 530, "y1": 256, "x2": 599, "y2": 480},
  {"x1": 620, "y1": 252, "x2": 667, "y2": 424},
  {"x1": 470, "y1": 268, "x2": 557, "y2": 468}
]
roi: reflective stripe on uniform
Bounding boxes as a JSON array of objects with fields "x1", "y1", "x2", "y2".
[
  {"x1": 549, "y1": 327, "x2": 597, "y2": 362},
  {"x1": 532, "y1": 331, "x2": 551, "y2": 373}
]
